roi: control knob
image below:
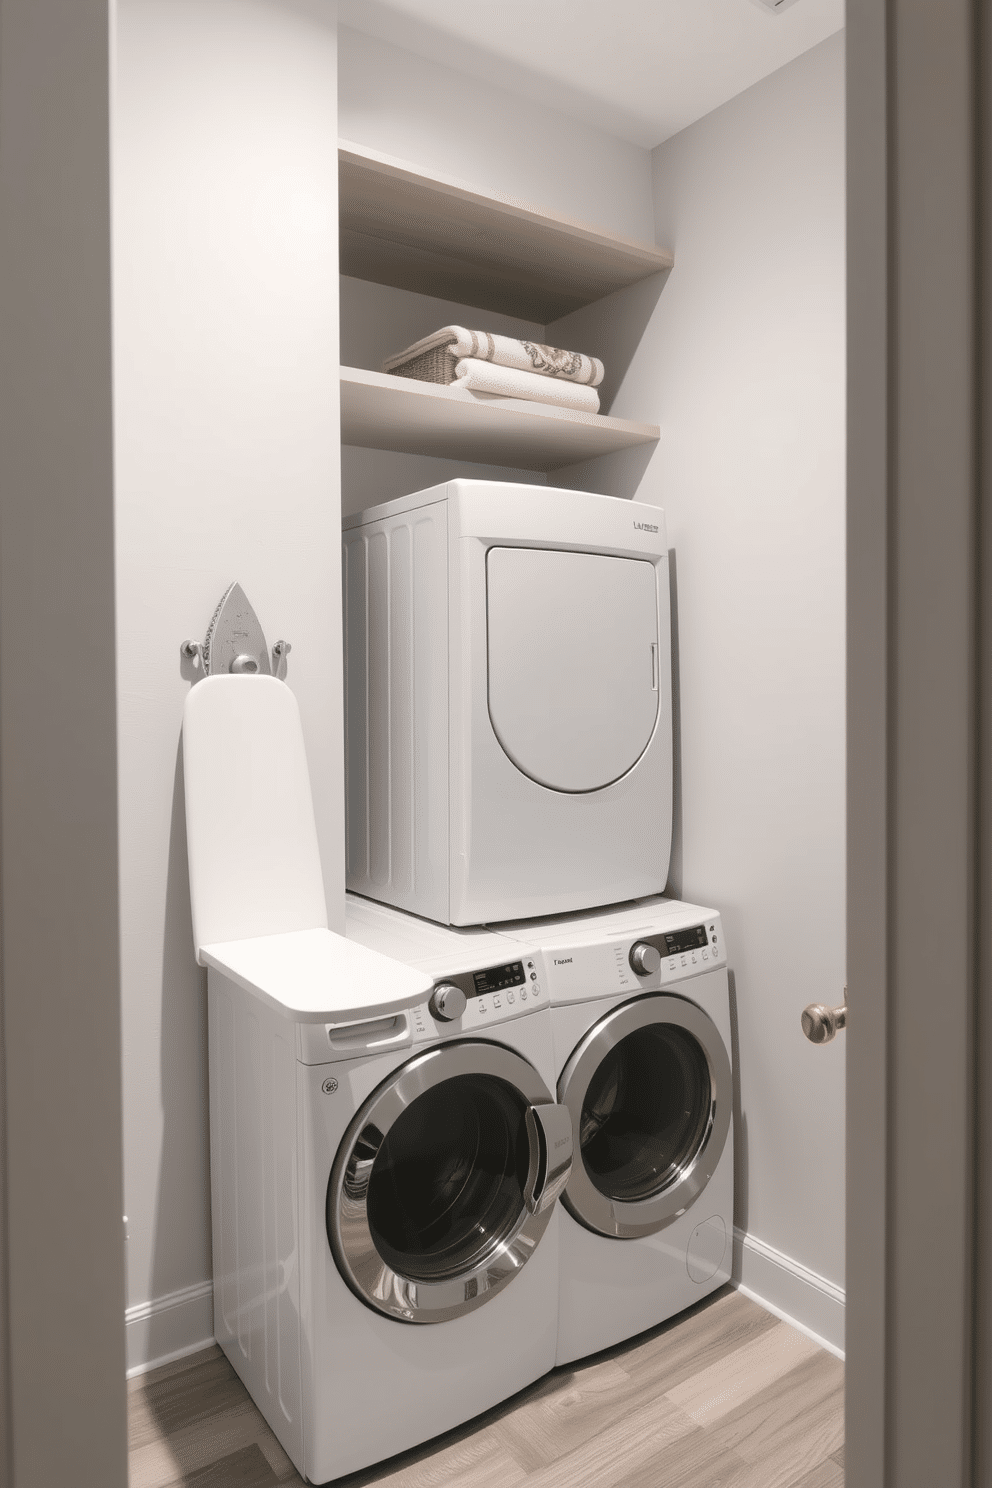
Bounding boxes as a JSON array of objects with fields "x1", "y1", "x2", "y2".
[
  {"x1": 429, "y1": 983, "x2": 467, "y2": 1022},
  {"x1": 629, "y1": 941, "x2": 661, "y2": 977}
]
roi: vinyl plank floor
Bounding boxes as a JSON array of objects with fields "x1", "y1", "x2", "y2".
[{"x1": 128, "y1": 1287, "x2": 844, "y2": 1488}]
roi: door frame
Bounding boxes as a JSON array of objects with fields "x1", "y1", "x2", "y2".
[
  {"x1": 0, "y1": 2, "x2": 128, "y2": 1485},
  {"x1": 846, "y1": 2, "x2": 983, "y2": 1484}
]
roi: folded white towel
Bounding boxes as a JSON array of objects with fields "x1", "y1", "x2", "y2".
[
  {"x1": 383, "y1": 325, "x2": 604, "y2": 387},
  {"x1": 452, "y1": 358, "x2": 600, "y2": 412}
]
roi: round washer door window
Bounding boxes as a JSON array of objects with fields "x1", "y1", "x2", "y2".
[
  {"x1": 328, "y1": 1041, "x2": 572, "y2": 1323},
  {"x1": 558, "y1": 995, "x2": 731, "y2": 1239}
]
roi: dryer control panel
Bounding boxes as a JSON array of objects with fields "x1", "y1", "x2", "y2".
[{"x1": 539, "y1": 914, "x2": 725, "y2": 1007}]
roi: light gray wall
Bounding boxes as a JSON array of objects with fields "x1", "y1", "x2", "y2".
[
  {"x1": 644, "y1": 35, "x2": 847, "y2": 1310},
  {"x1": 0, "y1": 0, "x2": 127, "y2": 1478},
  {"x1": 546, "y1": 35, "x2": 846, "y2": 1339},
  {"x1": 114, "y1": 0, "x2": 341, "y2": 1364},
  {"x1": 337, "y1": 25, "x2": 655, "y2": 241}
]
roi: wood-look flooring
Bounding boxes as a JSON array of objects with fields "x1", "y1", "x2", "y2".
[{"x1": 128, "y1": 1287, "x2": 844, "y2": 1488}]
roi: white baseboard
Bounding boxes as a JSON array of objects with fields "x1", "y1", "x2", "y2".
[
  {"x1": 125, "y1": 1279, "x2": 215, "y2": 1378},
  {"x1": 124, "y1": 1236, "x2": 844, "y2": 1380},
  {"x1": 732, "y1": 1227, "x2": 845, "y2": 1360}
]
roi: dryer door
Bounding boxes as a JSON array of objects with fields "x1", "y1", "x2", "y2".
[
  {"x1": 486, "y1": 547, "x2": 660, "y2": 793},
  {"x1": 558, "y1": 995, "x2": 731, "y2": 1239},
  {"x1": 327, "y1": 1041, "x2": 572, "y2": 1323}
]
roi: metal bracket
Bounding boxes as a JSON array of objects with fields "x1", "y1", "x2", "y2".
[{"x1": 182, "y1": 582, "x2": 291, "y2": 684}]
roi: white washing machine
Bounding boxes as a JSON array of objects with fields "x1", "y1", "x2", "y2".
[
  {"x1": 498, "y1": 896, "x2": 734, "y2": 1365},
  {"x1": 343, "y1": 479, "x2": 672, "y2": 926},
  {"x1": 208, "y1": 895, "x2": 573, "y2": 1484}
]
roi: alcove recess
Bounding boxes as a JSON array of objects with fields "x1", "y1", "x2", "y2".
[{"x1": 338, "y1": 140, "x2": 671, "y2": 511}]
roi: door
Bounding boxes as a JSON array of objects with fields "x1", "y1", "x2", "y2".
[
  {"x1": 486, "y1": 547, "x2": 660, "y2": 792},
  {"x1": 327, "y1": 1041, "x2": 572, "y2": 1323},
  {"x1": 558, "y1": 995, "x2": 731, "y2": 1239}
]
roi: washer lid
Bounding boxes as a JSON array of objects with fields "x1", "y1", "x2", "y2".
[{"x1": 486, "y1": 547, "x2": 660, "y2": 793}]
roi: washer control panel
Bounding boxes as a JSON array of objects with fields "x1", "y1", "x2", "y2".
[
  {"x1": 539, "y1": 914, "x2": 725, "y2": 1006},
  {"x1": 659, "y1": 918, "x2": 723, "y2": 979},
  {"x1": 408, "y1": 951, "x2": 548, "y2": 1043}
]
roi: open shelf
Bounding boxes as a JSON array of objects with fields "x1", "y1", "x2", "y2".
[
  {"x1": 339, "y1": 140, "x2": 673, "y2": 323},
  {"x1": 341, "y1": 367, "x2": 660, "y2": 472}
]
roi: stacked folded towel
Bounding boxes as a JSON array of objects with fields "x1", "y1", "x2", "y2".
[{"x1": 383, "y1": 326, "x2": 604, "y2": 414}]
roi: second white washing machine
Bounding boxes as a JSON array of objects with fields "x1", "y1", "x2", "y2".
[{"x1": 498, "y1": 895, "x2": 734, "y2": 1365}]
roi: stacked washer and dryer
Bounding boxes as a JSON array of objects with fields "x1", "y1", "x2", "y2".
[
  {"x1": 186, "y1": 478, "x2": 734, "y2": 1486},
  {"x1": 342, "y1": 483, "x2": 735, "y2": 1371}
]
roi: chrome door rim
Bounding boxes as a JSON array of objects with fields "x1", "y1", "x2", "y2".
[
  {"x1": 558, "y1": 994, "x2": 731, "y2": 1239},
  {"x1": 328, "y1": 1040, "x2": 562, "y2": 1324}
]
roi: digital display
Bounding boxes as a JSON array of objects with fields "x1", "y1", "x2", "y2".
[
  {"x1": 663, "y1": 925, "x2": 709, "y2": 955},
  {"x1": 472, "y1": 961, "x2": 526, "y2": 996}
]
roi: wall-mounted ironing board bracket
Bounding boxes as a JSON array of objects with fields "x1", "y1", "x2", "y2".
[{"x1": 182, "y1": 581, "x2": 291, "y2": 683}]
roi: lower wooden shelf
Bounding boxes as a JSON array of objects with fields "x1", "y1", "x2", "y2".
[{"x1": 340, "y1": 366, "x2": 659, "y2": 472}]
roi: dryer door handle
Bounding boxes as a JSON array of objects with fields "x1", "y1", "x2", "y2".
[{"x1": 524, "y1": 1103, "x2": 573, "y2": 1215}]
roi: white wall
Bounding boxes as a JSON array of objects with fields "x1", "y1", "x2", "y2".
[
  {"x1": 113, "y1": 0, "x2": 341, "y2": 1370},
  {"x1": 619, "y1": 36, "x2": 847, "y2": 1343},
  {"x1": 337, "y1": 25, "x2": 655, "y2": 242}
]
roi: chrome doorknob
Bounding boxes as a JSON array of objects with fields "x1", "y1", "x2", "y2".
[
  {"x1": 629, "y1": 941, "x2": 661, "y2": 976},
  {"x1": 429, "y1": 983, "x2": 467, "y2": 1022},
  {"x1": 801, "y1": 1002, "x2": 847, "y2": 1044}
]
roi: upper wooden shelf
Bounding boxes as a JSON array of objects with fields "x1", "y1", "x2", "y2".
[{"x1": 339, "y1": 140, "x2": 673, "y2": 324}]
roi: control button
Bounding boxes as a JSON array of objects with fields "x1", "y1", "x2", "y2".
[
  {"x1": 532, "y1": 983, "x2": 541, "y2": 996},
  {"x1": 478, "y1": 1000, "x2": 489, "y2": 1014},
  {"x1": 669, "y1": 959, "x2": 677, "y2": 971},
  {"x1": 691, "y1": 952, "x2": 697, "y2": 964},
  {"x1": 429, "y1": 983, "x2": 467, "y2": 1022},
  {"x1": 702, "y1": 949, "x2": 709, "y2": 961},
  {"x1": 681, "y1": 956, "x2": 687, "y2": 967},
  {"x1": 530, "y1": 971, "x2": 537, "y2": 980},
  {"x1": 493, "y1": 996, "x2": 502, "y2": 1009},
  {"x1": 507, "y1": 991, "x2": 515, "y2": 1004},
  {"x1": 520, "y1": 988, "x2": 528, "y2": 1000},
  {"x1": 526, "y1": 960, "x2": 535, "y2": 969},
  {"x1": 629, "y1": 941, "x2": 661, "y2": 977}
]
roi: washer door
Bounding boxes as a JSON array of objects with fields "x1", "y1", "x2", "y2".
[
  {"x1": 558, "y1": 995, "x2": 731, "y2": 1240},
  {"x1": 327, "y1": 1041, "x2": 573, "y2": 1324},
  {"x1": 486, "y1": 547, "x2": 660, "y2": 793}
]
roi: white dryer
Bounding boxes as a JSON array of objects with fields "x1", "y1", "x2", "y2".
[
  {"x1": 343, "y1": 480, "x2": 672, "y2": 926},
  {"x1": 498, "y1": 896, "x2": 734, "y2": 1365}
]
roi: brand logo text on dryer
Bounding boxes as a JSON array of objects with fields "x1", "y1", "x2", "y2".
[{"x1": 634, "y1": 521, "x2": 659, "y2": 533}]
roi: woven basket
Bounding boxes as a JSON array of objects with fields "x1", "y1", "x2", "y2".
[{"x1": 386, "y1": 343, "x2": 460, "y2": 385}]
